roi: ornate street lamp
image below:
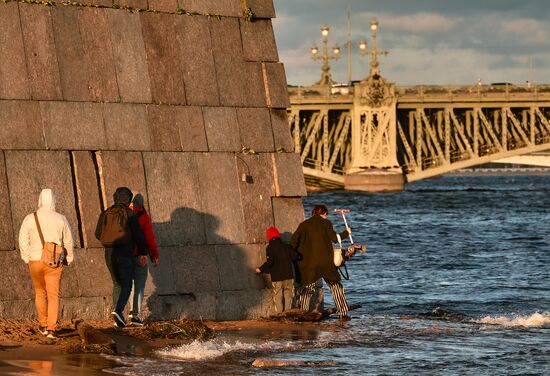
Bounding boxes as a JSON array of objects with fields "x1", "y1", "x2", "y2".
[
  {"x1": 361, "y1": 17, "x2": 388, "y2": 78},
  {"x1": 311, "y1": 25, "x2": 341, "y2": 86}
]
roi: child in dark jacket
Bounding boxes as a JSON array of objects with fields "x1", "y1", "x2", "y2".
[{"x1": 256, "y1": 226, "x2": 301, "y2": 313}]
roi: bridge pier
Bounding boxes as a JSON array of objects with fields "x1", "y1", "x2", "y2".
[{"x1": 344, "y1": 168, "x2": 404, "y2": 192}]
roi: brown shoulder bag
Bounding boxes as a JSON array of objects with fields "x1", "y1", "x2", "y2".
[{"x1": 33, "y1": 212, "x2": 65, "y2": 268}]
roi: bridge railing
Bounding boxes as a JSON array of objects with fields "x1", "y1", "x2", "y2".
[{"x1": 397, "y1": 83, "x2": 550, "y2": 102}]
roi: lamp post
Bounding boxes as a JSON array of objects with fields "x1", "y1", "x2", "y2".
[
  {"x1": 359, "y1": 17, "x2": 388, "y2": 78},
  {"x1": 311, "y1": 25, "x2": 341, "y2": 86}
]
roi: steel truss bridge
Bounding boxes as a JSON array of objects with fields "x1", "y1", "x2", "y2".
[{"x1": 289, "y1": 82, "x2": 550, "y2": 190}]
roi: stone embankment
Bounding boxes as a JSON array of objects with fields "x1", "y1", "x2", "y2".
[{"x1": 0, "y1": 0, "x2": 306, "y2": 321}]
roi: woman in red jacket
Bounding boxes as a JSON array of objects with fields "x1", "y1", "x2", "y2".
[{"x1": 129, "y1": 193, "x2": 159, "y2": 326}]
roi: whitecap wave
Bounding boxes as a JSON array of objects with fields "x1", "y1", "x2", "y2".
[
  {"x1": 476, "y1": 312, "x2": 550, "y2": 327},
  {"x1": 157, "y1": 339, "x2": 296, "y2": 361}
]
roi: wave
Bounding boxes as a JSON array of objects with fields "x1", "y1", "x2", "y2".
[
  {"x1": 475, "y1": 312, "x2": 550, "y2": 328},
  {"x1": 409, "y1": 188, "x2": 550, "y2": 193},
  {"x1": 156, "y1": 339, "x2": 297, "y2": 361}
]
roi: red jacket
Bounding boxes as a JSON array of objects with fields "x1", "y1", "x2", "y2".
[{"x1": 131, "y1": 206, "x2": 159, "y2": 262}]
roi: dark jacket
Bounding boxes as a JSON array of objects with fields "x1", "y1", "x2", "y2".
[
  {"x1": 259, "y1": 237, "x2": 301, "y2": 282},
  {"x1": 95, "y1": 189, "x2": 147, "y2": 258},
  {"x1": 290, "y1": 215, "x2": 349, "y2": 285}
]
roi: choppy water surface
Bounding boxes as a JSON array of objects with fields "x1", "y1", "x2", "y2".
[{"x1": 108, "y1": 175, "x2": 550, "y2": 375}]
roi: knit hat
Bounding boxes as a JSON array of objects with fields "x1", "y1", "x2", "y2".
[{"x1": 267, "y1": 226, "x2": 280, "y2": 241}]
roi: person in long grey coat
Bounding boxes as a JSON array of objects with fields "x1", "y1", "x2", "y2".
[{"x1": 290, "y1": 204, "x2": 351, "y2": 320}]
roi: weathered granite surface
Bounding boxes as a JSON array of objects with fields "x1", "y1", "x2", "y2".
[
  {"x1": 0, "y1": 0, "x2": 305, "y2": 321},
  {"x1": 0, "y1": 2, "x2": 29, "y2": 100},
  {"x1": 0, "y1": 152, "x2": 14, "y2": 251},
  {"x1": 0, "y1": 101, "x2": 44, "y2": 150},
  {"x1": 4, "y1": 151, "x2": 81, "y2": 249},
  {"x1": 19, "y1": 4, "x2": 63, "y2": 101},
  {"x1": 107, "y1": 10, "x2": 152, "y2": 103}
]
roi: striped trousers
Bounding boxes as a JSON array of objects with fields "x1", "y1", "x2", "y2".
[{"x1": 298, "y1": 279, "x2": 349, "y2": 317}]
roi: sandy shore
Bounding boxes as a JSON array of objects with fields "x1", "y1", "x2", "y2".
[{"x1": 0, "y1": 317, "x2": 340, "y2": 374}]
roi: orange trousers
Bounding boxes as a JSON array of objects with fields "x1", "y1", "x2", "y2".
[{"x1": 28, "y1": 261, "x2": 63, "y2": 331}]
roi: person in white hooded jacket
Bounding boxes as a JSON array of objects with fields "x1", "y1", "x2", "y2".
[{"x1": 19, "y1": 188, "x2": 74, "y2": 339}]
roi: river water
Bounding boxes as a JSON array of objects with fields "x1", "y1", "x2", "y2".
[{"x1": 83, "y1": 175, "x2": 550, "y2": 375}]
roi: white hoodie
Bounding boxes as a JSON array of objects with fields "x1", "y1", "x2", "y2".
[{"x1": 18, "y1": 189, "x2": 75, "y2": 265}]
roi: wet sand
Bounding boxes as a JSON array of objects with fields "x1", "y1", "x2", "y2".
[{"x1": 0, "y1": 318, "x2": 340, "y2": 374}]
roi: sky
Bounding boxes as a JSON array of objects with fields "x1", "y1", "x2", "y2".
[{"x1": 272, "y1": 0, "x2": 550, "y2": 87}]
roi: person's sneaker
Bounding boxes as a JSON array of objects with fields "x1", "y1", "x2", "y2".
[
  {"x1": 38, "y1": 326, "x2": 48, "y2": 336},
  {"x1": 112, "y1": 311, "x2": 127, "y2": 328},
  {"x1": 130, "y1": 316, "x2": 144, "y2": 327},
  {"x1": 46, "y1": 330, "x2": 57, "y2": 339}
]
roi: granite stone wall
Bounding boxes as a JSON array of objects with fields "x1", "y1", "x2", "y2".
[{"x1": 0, "y1": 0, "x2": 306, "y2": 321}]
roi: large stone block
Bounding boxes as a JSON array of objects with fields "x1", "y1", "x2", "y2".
[
  {"x1": 141, "y1": 12, "x2": 186, "y2": 105},
  {"x1": 240, "y1": 19, "x2": 278, "y2": 62},
  {"x1": 214, "y1": 244, "x2": 260, "y2": 291},
  {"x1": 107, "y1": 10, "x2": 152, "y2": 103},
  {"x1": 0, "y1": 250, "x2": 34, "y2": 300},
  {"x1": 171, "y1": 246, "x2": 220, "y2": 293},
  {"x1": 236, "y1": 154, "x2": 275, "y2": 243},
  {"x1": 77, "y1": 8, "x2": 120, "y2": 102},
  {"x1": 79, "y1": 0, "x2": 113, "y2": 6},
  {"x1": 5, "y1": 151, "x2": 80, "y2": 249},
  {"x1": 147, "y1": 105, "x2": 182, "y2": 151},
  {"x1": 213, "y1": 61, "x2": 266, "y2": 107},
  {"x1": 196, "y1": 153, "x2": 246, "y2": 244},
  {"x1": 240, "y1": 243, "x2": 268, "y2": 289},
  {"x1": 273, "y1": 152, "x2": 307, "y2": 196},
  {"x1": 40, "y1": 102, "x2": 106, "y2": 150},
  {"x1": 146, "y1": 293, "x2": 198, "y2": 320},
  {"x1": 178, "y1": 0, "x2": 241, "y2": 17},
  {"x1": 0, "y1": 153, "x2": 14, "y2": 250},
  {"x1": 176, "y1": 16, "x2": 219, "y2": 106},
  {"x1": 97, "y1": 151, "x2": 147, "y2": 209},
  {"x1": 202, "y1": 107, "x2": 241, "y2": 152},
  {"x1": 210, "y1": 18, "x2": 265, "y2": 107},
  {"x1": 148, "y1": 0, "x2": 178, "y2": 12},
  {"x1": 177, "y1": 106, "x2": 208, "y2": 152},
  {"x1": 245, "y1": 0, "x2": 276, "y2": 18},
  {"x1": 237, "y1": 108, "x2": 274, "y2": 152},
  {"x1": 262, "y1": 62, "x2": 290, "y2": 109},
  {"x1": 60, "y1": 260, "x2": 79, "y2": 298},
  {"x1": 145, "y1": 247, "x2": 176, "y2": 296},
  {"x1": 175, "y1": 292, "x2": 217, "y2": 320},
  {"x1": 115, "y1": 0, "x2": 148, "y2": 9},
  {"x1": 210, "y1": 16, "x2": 243, "y2": 57},
  {"x1": 72, "y1": 152, "x2": 102, "y2": 248},
  {"x1": 59, "y1": 297, "x2": 109, "y2": 320},
  {"x1": 0, "y1": 101, "x2": 44, "y2": 150},
  {"x1": 272, "y1": 197, "x2": 305, "y2": 241},
  {"x1": 0, "y1": 2, "x2": 30, "y2": 99},
  {"x1": 0, "y1": 300, "x2": 35, "y2": 319},
  {"x1": 74, "y1": 248, "x2": 116, "y2": 297},
  {"x1": 270, "y1": 109, "x2": 294, "y2": 152},
  {"x1": 19, "y1": 4, "x2": 63, "y2": 100},
  {"x1": 51, "y1": 6, "x2": 92, "y2": 102},
  {"x1": 142, "y1": 152, "x2": 205, "y2": 246},
  {"x1": 216, "y1": 289, "x2": 271, "y2": 320},
  {"x1": 104, "y1": 103, "x2": 151, "y2": 151}
]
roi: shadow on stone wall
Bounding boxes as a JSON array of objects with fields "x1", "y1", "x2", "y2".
[{"x1": 141, "y1": 207, "x2": 271, "y2": 321}]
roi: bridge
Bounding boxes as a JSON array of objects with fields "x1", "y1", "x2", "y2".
[{"x1": 288, "y1": 19, "x2": 550, "y2": 191}]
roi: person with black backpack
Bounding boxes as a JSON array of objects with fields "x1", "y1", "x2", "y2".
[{"x1": 95, "y1": 187, "x2": 147, "y2": 328}]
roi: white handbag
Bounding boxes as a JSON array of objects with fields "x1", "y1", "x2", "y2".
[{"x1": 333, "y1": 234, "x2": 344, "y2": 267}]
